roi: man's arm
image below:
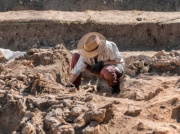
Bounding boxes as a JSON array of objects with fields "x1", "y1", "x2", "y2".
[
  {"x1": 66, "y1": 55, "x2": 87, "y2": 87},
  {"x1": 67, "y1": 73, "x2": 78, "y2": 86}
]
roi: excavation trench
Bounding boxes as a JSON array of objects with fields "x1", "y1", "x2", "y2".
[
  {"x1": 0, "y1": 11, "x2": 179, "y2": 134},
  {"x1": 0, "y1": 11, "x2": 180, "y2": 52},
  {"x1": 0, "y1": 22, "x2": 180, "y2": 51}
]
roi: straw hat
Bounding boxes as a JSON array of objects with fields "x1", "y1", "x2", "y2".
[{"x1": 77, "y1": 32, "x2": 106, "y2": 58}]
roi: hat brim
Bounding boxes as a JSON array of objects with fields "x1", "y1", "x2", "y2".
[{"x1": 77, "y1": 32, "x2": 106, "y2": 58}]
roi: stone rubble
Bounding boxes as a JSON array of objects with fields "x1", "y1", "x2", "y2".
[{"x1": 0, "y1": 47, "x2": 179, "y2": 133}]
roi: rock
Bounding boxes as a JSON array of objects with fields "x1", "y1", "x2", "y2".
[
  {"x1": 174, "y1": 57, "x2": 180, "y2": 66},
  {"x1": 50, "y1": 125, "x2": 75, "y2": 134},
  {"x1": 125, "y1": 105, "x2": 142, "y2": 116},
  {"x1": 27, "y1": 48, "x2": 40, "y2": 55},
  {"x1": 82, "y1": 121, "x2": 100, "y2": 134},
  {"x1": 44, "y1": 108, "x2": 63, "y2": 129},
  {"x1": 55, "y1": 44, "x2": 64, "y2": 49},
  {"x1": 136, "y1": 17, "x2": 142, "y2": 21},
  {"x1": 113, "y1": 100, "x2": 121, "y2": 104},
  {"x1": 139, "y1": 61, "x2": 144, "y2": 69},
  {"x1": 39, "y1": 51, "x2": 54, "y2": 65},
  {"x1": 83, "y1": 109, "x2": 106, "y2": 123},
  {"x1": 21, "y1": 122, "x2": 36, "y2": 134},
  {"x1": 153, "y1": 60, "x2": 170, "y2": 68},
  {"x1": 145, "y1": 87, "x2": 163, "y2": 101},
  {"x1": 62, "y1": 99, "x2": 72, "y2": 107},
  {"x1": 0, "y1": 51, "x2": 8, "y2": 63},
  {"x1": 135, "y1": 89, "x2": 146, "y2": 101},
  {"x1": 174, "y1": 52, "x2": 180, "y2": 57},
  {"x1": 71, "y1": 105, "x2": 88, "y2": 117},
  {"x1": 137, "y1": 122, "x2": 146, "y2": 131},
  {"x1": 21, "y1": 112, "x2": 35, "y2": 123},
  {"x1": 153, "y1": 129, "x2": 169, "y2": 134},
  {"x1": 0, "y1": 79, "x2": 5, "y2": 85},
  {"x1": 83, "y1": 94, "x2": 93, "y2": 102},
  {"x1": 22, "y1": 60, "x2": 34, "y2": 68},
  {"x1": 36, "y1": 126, "x2": 45, "y2": 134},
  {"x1": 17, "y1": 73, "x2": 27, "y2": 81},
  {"x1": 126, "y1": 69, "x2": 136, "y2": 76},
  {"x1": 154, "y1": 50, "x2": 166, "y2": 57},
  {"x1": 0, "y1": 89, "x2": 7, "y2": 95},
  {"x1": 140, "y1": 66, "x2": 149, "y2": 73},
  {"x1": 44, "y1": 116, "x2": 60, "y2": 130},
  {"x1": 33, "y1": 97, "x2": 50, "y2": 109}
]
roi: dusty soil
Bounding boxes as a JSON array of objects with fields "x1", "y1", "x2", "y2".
[
  {"x1": 0, "y1": 45, "x2": 179, "y2": 134},
  {"x1": 0, "y1": 0, "x2": 180, "y2": 12},
  {"x1": 0, "y1": 8, "x2": 179, "y2": 134},
  {"x1": 0, "y1": 11, "x2": 180, "y2": 51}
]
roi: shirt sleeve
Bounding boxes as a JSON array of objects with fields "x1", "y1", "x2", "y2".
[
  {"x1": 108, "y1": 42, "x2": 124, "y2": 63},
  {"x1": 71, "y1": 55, "x2": 87, "y2": 76}
]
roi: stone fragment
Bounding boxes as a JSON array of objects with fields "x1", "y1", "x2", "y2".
[
  {"x1": 135, "y1": 89, "x2": 146, "y2": 101},
  {"x1": 153, "y1": 129, "x2": 169, "y2": 134},
  {"x1": 136, "y1": 17, "x2": 142, "y2": 21},
  {"x1": 125, "y1": 105, "x2": 142, "y2": 116},
  {"x1": 154, "y1": 50, "x2": 166, "y2": 57},
  {"x1": 21, "y1": 122, "x2": 36, "y2": 134},
  {"x1": 27, "y1": 48, "x2": 40, "y2": 55},
  {"x1": 83, "y1": 109, "x2": 106, "y2": 123},
  {"x1": 62, "y1": 99, "x2": 72, "y2": 107},
  {"x1": 137, "y1": 122, "x2": 146, "y2": 131},
  {"x1": 0, "y1": 51, "x2": 8, "y2": 63},
  {"x1": 82, "y1": 121, "x2": 100, "y2": 134},
  {"x1": 0, "y1": 79, "x2": 5, "y2": 85},
  {"x1": 50, "y1": 125, "x2": 75, "y2": 134},
  {"x1": 83, "y1": 95, "x2": 93, "y2": 102},
  {"x1": 44, "y1": 108, "x2": 63, "y2": 129},
  {"x1": 139, "y1": 61, "x2": 144, "y2": 69},
  {"x1": 71, "y1": 105, "x2": 88, "y2": 117},
  {"x1": 125, "y1": 69, "x2": 136, "y2": 76},
  {"x1": 140, "y1": 66, "x2": 149, "y2": 73}
]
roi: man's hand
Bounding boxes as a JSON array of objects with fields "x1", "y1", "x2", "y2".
[{"x1": 90, "y1": 61, "x2": 104, "y2": 73}]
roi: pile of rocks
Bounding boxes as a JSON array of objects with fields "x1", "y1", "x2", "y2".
[
  {"x1": 126, "y1": 50, "x2": 180, "y2": 76},
  {"x1": 0, "y1": 45, "x2": 115, "y2": 133},
  {"x1": 0, "y1": 89, "x2": 113, "y2": 133}
]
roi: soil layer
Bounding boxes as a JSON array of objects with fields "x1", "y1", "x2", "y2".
[
  {"x1": 0, "y1": 11, "x2": 180, "y2": 51},
  {"x1": 0, "y1": 0, "x2": 180, "y2": 12}
]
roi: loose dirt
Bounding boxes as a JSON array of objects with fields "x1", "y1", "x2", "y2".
[
  {"x1": 0, "y1": 45, "x2": 179, "y2": 134},
  {"x1": 0, "y1": 3, "x2": 180, "y2": 133}
]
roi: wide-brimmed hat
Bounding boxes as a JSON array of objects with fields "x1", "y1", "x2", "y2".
[{"x1": 77, "y1": 32, "x2": 106, "y2": 58}]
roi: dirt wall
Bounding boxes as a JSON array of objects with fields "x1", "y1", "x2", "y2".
[
  {"x1": 0, "y1": 22, "x2": 180, "y2": 51},
  {"x1": 0, "y1": 0, "x2": 180, "y2": 12}
]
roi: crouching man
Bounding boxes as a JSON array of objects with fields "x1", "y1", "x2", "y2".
[{"x1": 66, "y1": 32, "x2": 125, "y2": 95}]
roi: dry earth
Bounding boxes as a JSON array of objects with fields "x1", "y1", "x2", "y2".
[
  {"x1": 0, "y1": 45, "x2": 179, "y2": 134},
  {"x1": 0, "y1": 4, "x2": 179, "y2": 134}
]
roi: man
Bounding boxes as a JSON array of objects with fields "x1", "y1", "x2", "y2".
[{"x1": 66, "y1": 32, "x2": 125, "y2": 94}]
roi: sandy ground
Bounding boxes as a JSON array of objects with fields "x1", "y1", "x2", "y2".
[
  {"x1": 0, "y1": 8, "x2": 179, "y2": 134},
  {"x1": 0, "y1": 10, "x2": 180, "y2": 24}
]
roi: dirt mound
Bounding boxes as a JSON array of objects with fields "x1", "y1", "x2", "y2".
[
  {"x1": 126, "y1": 50, "x2": 180, "y2": 76},
  {"x1": 0, "y1": 45, "x2": 179, "y2": 133},
  {"x1": 0, "y1": 0, "x2": 180, "y2": 11}
]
